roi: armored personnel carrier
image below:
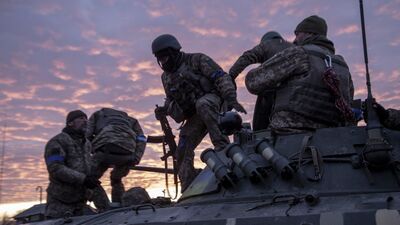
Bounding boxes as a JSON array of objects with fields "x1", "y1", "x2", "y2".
[{"x1": 23, "y1": 1, "x2": 400, "y2": 224}]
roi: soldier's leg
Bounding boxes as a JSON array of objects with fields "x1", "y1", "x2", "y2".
[
  {"x1": 195, "y1": 94, "x2": 230, "y2": 150},
  {"x1": 89, "y1": 185, "x2": 110, "y2": 212},
  {"x1": 45, "y1": 196, "x2": 84, "y2": 219},
  {"x1": 91, "y1": 150, "x2": 110, "y2": 180},
  {"x1": 110, "y1": 163, "x2": 131, "y2": 203},
  {"x1": 177, "y1": 115, "x2": 207, "y2": 191},
  {"x1": 253, "y1": 91, "x2": 275, "y2": 131}
]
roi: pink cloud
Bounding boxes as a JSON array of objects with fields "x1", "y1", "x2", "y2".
[
  {"x1": 336, "y1": 24, "x2": 359, "y2": 36},
  {"x1": 35, "y1": 39, "x2": 82, "y2": 53},
  {"x1": 98, "y1": 37, "x2": 128, "y2": 47},
  {"x1": 51, "y1": 70, "x2": 72, "y2": 80},
  {"x1": 52, "y1": 60, "x2": 66, "y2": 70},
  {"x1": 142, "y1": 87, "x2": 165, "y2": 97},
  {"x1": 0, "y1": 78, "x2": 16, "y2": 86},
  {"x1": 390, "y1": 36, "x2": 400, "y2": 46},
  {"x1": 377, "y1": 1, "x2": 400, "y2": 20},
  {"x1": 35, "y1": 2, "x2": 62, "y2": 15}
]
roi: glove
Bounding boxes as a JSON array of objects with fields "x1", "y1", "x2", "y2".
[
  {"x1": 362, "y1": 100, "x2": 389, "y2": 123},
  {"x1": 84, "y1": 175, "x2": 101, "y2": 189},
  {"x1": 154, "y1": 106, "x2": 167, "y2": 120},
  {"x1": 228, "y1": 100, "x2": 247, "y2": 114},
  {"x1": 373, "y1": 102, "x2": 389, "y2": 121}
]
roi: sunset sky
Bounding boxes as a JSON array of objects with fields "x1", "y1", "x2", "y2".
[{"x1": 0, "y1": 0, "x2": 399, "y2": 217}]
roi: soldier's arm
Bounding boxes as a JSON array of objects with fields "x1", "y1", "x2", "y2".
[
  {"x1": 86, "y1": 112, "x2": 96, "y2": 141},
  {"x1": 160, "y1": 73, "x2": 172, "y2": 111},
  {"x1": 229, "y1": 44, "x2": 266, "y2": 80},
  {"x1": 245, "y1": 46, "x2": 309, "y2": 95},
  {"x1": 44, "y1": 138, "x2": 86, "y2": 184},
  {"x1": 189, "y1": 53, "x2": 237, "y2": 104},
  {"x1": 131, "y1": 117, "x2": 146, "y2": 165},
  {"x1": 384, "y1": 109, "x2": 400, "y2": 130}
]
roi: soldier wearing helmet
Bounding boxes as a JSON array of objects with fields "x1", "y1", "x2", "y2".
[
  {"x1": 246, "y1": 15, "x2": 354, "y2": 134},
  {"x1": 152, "y1": 34, "x2": 246, "y2": 191},
  {"x1": 228, "y1": 31, "x2": 293, "y2": 131}
]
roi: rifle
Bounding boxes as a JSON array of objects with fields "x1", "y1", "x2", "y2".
[{"x1": 154, "y1": 105, "x2": 179, "y2": 198}]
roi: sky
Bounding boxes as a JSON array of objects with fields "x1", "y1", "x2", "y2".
[{"x1": 0, "y1": 0, "x2": 399, "y2": 217}]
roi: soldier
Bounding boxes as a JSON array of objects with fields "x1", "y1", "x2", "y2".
[
  {"x1": 86, "y1": 108, "x2": 146, "y2": 203},
  {"x1": 365, "y1": 102, "x2": 400, "y2": 130},
  {"x1": 245, "y1": 15, "x2": 354, "y2": 134},
  {"x1": 44, "y1": 110, "x2": 109, "y2": 219},
  {"x1": 229, "y1": 31, "x2": 293, "y2": 130},
  {"x1": 151, "y1": 34, "x2": 246, "y2": 191}
]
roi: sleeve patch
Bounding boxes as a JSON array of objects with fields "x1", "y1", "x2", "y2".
[
  {"x1": 46, "y1": 155, "x2": 65, "y2": 164},
  {"x1": 136, "y1": 135, "x2": 147, "y2": 143}
]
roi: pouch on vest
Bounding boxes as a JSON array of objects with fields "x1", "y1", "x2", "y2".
[{"x1": 167, "y1": 100, "x2": 186, "y2": 123}]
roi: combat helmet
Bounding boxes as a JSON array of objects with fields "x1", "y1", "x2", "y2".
[
  {"x1": 218, "y1": 111, "x2": 243, "y2": 135},
  {"x1": 151, "y1": 34, "x2": 181, "y2": 55},
  {"x1": 260, "y1": 31, "x2": 282, "y2": 43}
]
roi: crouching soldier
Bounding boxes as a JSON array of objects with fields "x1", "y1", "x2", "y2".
[{"x1": 86, "y1": 108, "x2": 146, "y2": 203}]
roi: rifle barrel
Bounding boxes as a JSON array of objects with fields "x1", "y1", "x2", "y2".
[{"x1": 131, "y1": 166, "x2": 174, "y2": 174}]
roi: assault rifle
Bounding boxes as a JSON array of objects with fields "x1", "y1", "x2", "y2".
[{"x1": 154, "y1": 105, "x2": 179, "y2": 198}]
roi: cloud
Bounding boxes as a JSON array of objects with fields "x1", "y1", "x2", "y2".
[
  {"x1": 376, "y1": 1, "x2": 400, "y2": 20},
  {"x1": 186, "y1": 25, "x2": 241, "y2": 38},
  {"x1": 35, "y1": 2, "x2": 62, "y2": 15},
  {"x1": 390, "y1": 36, "x2": 400, "y2": 46},
  {"x1": 142, "y1": 87, "x2": 165, "y2": 97},
  {"x1": 336, "y1": 24, "x2": 359, "y2": 36}
]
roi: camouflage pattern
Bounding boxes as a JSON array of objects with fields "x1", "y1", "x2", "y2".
[
  {"x1": 87, "y1": 109, "x2": 146, "y2": 160},
  {"x1": 229, "y1": 39, "x2": 293, "y2": 80},
  {"x1": 162, "y1": 52, "x2": 237, "y2": 110},
  {"x1": 44, "y1": 132, "x2": 109, "y2": 218},
  {"x1": 245, "y1": 46, "x2": 309, "y2": 95},
  {"x1": 384, "y1": 108, "x2": 400, "y2": 130},
  {"x1": 229, "y1": 39, "x2": 293, "y2": 130},
  {"x1": 87, "y1": 109, "x2": 146, "y2": 203},
  {"x1": 177, "y1": 93, "x2": 229, "y2": 191},
  {"x1": 161, "y1": 53, "x2": 234, "y2": 191},
  {"x1": 121, "y1": 187, "x2": 151, "y2": 207},
  {"x1": 245, "y1": 45, "x2": 353, "y2": 134}
]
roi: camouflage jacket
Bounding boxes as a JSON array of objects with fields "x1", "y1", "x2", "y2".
[
  {"x1": 384, "y1": 108, "x2": 400, "y2": 130},
  {"x1": 229, "y1": 39, "x2": 293, "y2": 79},
  {"x1": 245, "y1": 44, "x2": 354, "y2": 134},
  {"x1": 86, "y1": 109, "x2": 146, "y2": 164},
  {"x1": 162, "y1": 52, "x2": 237, "y2": 116},
  {"x1": 44, "y1": 131, "x2": 91, "y2": 203}
]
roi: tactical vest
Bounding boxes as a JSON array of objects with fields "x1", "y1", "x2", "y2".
[
  {"x1": 95, "y1": 108, "x2": 131, "y2": 134},
  {"x1": 164, "y1": 63, "x2": 214, "y2": 116},
  {"x1": 274, "y1": 44, "x2": 352, "y2": 126}
]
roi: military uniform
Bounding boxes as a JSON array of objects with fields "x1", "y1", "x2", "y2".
[
  {"x1": 384, "y1": 109, "x2": 400, "y2": 130},
  {"x1": 86, "y1": 108, "x2": 146, "y2": 203},
  {"x1": 161, "y1": 52, "x2": 238, "y2": 191},
  {"x1": 245, "y1": 36, "x2": 354, "y2": 134},
  {"x1": 229, "y1": 39, "x2": 293, "y2": 80},
  {"x1": 44, "y1": 129, "x2": 109, "y2": 218},
  {"x1": 229, "y1": 38, "x2": 293, "y2": 130}
]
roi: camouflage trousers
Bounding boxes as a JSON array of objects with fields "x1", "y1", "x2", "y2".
[
  {"x1": 177, "y1": 93, "x2": 229, "y2": 191},
  {"x1": 45, "y1": 195, "x2": 86, "y2": 219},
  {"x1": 92, "y1": 147, "x2": 132, "y2": 203}
]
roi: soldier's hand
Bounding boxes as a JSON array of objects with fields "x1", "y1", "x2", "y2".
[
  {"x1": 230, "y1": 101, "x2": 247, "y2": 114},
  {"x1": 154, "y1": 106, "x2": 167, "y2": 120},
  {"x1": 84, "y1": 175, "x2": 101, "y2": 189}
]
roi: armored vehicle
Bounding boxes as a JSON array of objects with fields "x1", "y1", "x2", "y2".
[{"x1": 22, "y1": 1, "x2": 400, "y2": 224}]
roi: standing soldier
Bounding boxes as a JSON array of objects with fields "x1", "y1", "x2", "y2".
[
  {"x1": 151, "y1": 34, "x2": 246, "y2": 191},
  {"x1": 245, "y1": 15, "x2": 354, "y2": 134},
  {"x1": 229, "y1": 31, "x2": 293, "y2": 130},
  {"x1": 86, "y1": 108, "x2": 146, "y2": 203},
  {"x1": 44, "y1": 110, "x2": 109, "y2": 219}
]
